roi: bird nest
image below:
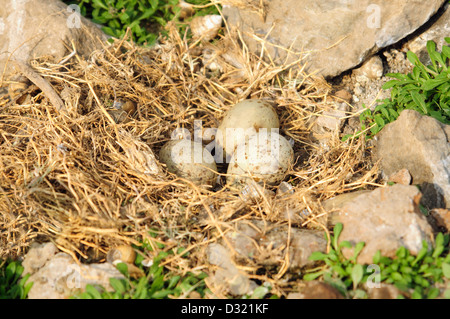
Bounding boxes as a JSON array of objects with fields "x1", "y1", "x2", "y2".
[{"x1": 0, "y1": 21, "x2": 380, "y2": 297}]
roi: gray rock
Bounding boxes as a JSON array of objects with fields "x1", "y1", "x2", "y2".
[
  {"x1": 22, "y1": 242, "x2": 59, "y2": 275},
  {"x1": 206, "y1": 243, "x2": 257, "y2": 296},
  {"x1": 22, "y1": 242, "x2": 125, "y2": 299},
  {"x1": 407, "y1": 3, "x2": 450, "y2": 65},
  {"x1": 0, "y1": 0, "x2": 108, "y2": 80},
  {"x1": 427, "y1": 208, "x2": 450, "y2": 233},
  {"x1": 225, "y1": 220, "x2": 327, "y2": 270},
  {"x1": 387, "y1": 168, "x2": 412, "y2": 186},
  {"x1": 333, "y1": 184, "x2": 434, "y2": 264},
  {"x1": 287, "y1": 281, "x2": 344, "y2": 299},
  {"x1": 223, "y1": 0, "x2": 445, "y2": 78},
  {"x1": 352, "y1": 55, "x2": 384, "y2": 80},
  {"x1": 322, "y1": 190, "x2": 372, "y2": 225},
  {"x1": 314, "y1": 102, "x2": 350, "y2": 132},
  {"x1": 364, "y1": 283, "x2": 407, "y2": 299},
  {"x1": 374, "y1": 110, "x2": 450, "y2": 209}
]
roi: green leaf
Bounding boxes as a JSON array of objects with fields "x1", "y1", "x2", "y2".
[
  {"x1": 427, "y1": 287, "x2": 440, "y2": 299},
  {"x1": 373, "y1": 114, "x2": 385, "y2": 129},
  {"x1": 379, "y1": 107, "x2": 390, "y2": 121},
  {"x1": 167, "y1": 275, "x2": 181, "y2": 289},
  {"x1": 308, "y1": 251, "x2": 329, "y2": 261},
  {"x1": 382, "y1": 80, "x2": 399, "y2": 90},
  {"x1": 332, "y1": 264, "x2": 348, "y2": 277},
  {"x1": 435, "y1": 232, "x2": 444, "y2": 250},
  {"x1": 152, "y1": 289, "x2": 173, "y2": 299},
  {"x1": 92, "y1": 0, "x2": 109, "y2": 10},
  {"x1": 390, "y1": 272, "x2": 403, "y2": 282},
  {"x1": 444, "y1": 289, "x2": 450, "y2": 299},
  {"x1": 101, "y1": 26, "x2": 118, "y2": 37},
  {"x1": 410, "y1": 91, "x2": 428, "y2": 114},
  {"x1": 149, "y1": 273, "x2": 165, "y2": 295},
  {"x1": 303, "y1": 271, "x2": 324, "y2": 281},
  {"x1": 351, "y1": 264, "x2": 364, "y2": 289},
  {"x1": 115, "y1": 262, "x2": 129, "y2": 277},
  {"x1": 352, "y1": 242, "x2": 365, "y2": 261},
  {"x1": 85, "y1": 284, "x2": 102, "y2": 299},
  {"x1": 427, "y1": 40, "x2": 438, "y2": 66},
  {"x1": 149, "y1": 0, "x2": 159, "y2": 9},
  {"x1": 442, "y1": 262, "x2": 450, "y2": 279},
  {"x1": 411, "y1": 289, "x2": 423, "y2": 299},
  {"x1": 423, "y1": 78, "x2": 449, "y2": 91},
  {"x1": 413, "y1": 241, "x2": 429, "y2": 266},
  {"x1": 407, "y1": 51, "x2": 421, "y2": 66},
  {"x1": 396, "y1": 246, "x2": 407, "y2": 259},
  {"x1": 22, "y1": 281, "x2": 33, "y2": 299},
  {"x1": 372, "y1": 250, "x2": 381, "y2": 264},
  {"x1": 333, "y1": 223, "x2": 343, "y2": 252},
  {"x1": 109, "y1": 278, "x2": 126, "y2": 294},
  {"x1": 5, "y1": 262, "x2": 16, "y2": 283},
  {"x1": 339, "y1": 241, "x2": 352, "y2": 249}
]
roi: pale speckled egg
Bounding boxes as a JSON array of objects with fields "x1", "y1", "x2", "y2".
[
  {"x1": 215, "y1": 99, "x2": 280, "y2": 161},
  {"x1": 160, "y1": 139, "x2": 217, "y2": 187},
  {"x1": 226, "y1": 131, "x2": 293, "y2": 188}
]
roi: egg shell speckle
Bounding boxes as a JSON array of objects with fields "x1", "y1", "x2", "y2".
[
  {"x1": 160, "y1": 139, "x2": 217, "y2": 186},
  {"x1": 226, "y1": 131, "x2": 293, "y2": 188}
]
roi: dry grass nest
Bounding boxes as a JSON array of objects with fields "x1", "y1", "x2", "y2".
[{"x1": 0, "y1": 21, "x2": 381, "y2": 297}]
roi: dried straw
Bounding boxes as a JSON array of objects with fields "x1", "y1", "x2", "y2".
[{"x1": 0, "y1": 16, "x2": 379, "y2": 297}]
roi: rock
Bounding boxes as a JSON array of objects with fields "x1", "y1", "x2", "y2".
[
  {"x1": 22, "y1": 242, "x2": 125, "y2": 299},
  {"x1": 333, "y1": 90, "x2": 353, "y2": 103},
  {"x1": 333, "y1": 184, "x2": 434, "y2": 264},
  {"x1": 364, "y1": 283, "x2": 406, "y2": 299},
  {"x1": 407, "y1": 3, "x2": 450, "y2": 65},
  {"x1": 22, "y1": 242, "x2": 59, "y2": 275},
  {"x1": 205, "y1": 243, "x2": 258, "y2": 296},
  {"x1": 323, "y1": 190, "x2": 372, "y2": 226},
  {"x1": 374, "y1": 110, "x2": 450, "y2": 209},
  {"x1": 314, "y1": 102, "x2": 350, "y2": 132},
  {"x1": 310, "y1": 101, "x2": 350, "y2": 148},
  {"x1": 225, "y1": 220, "x2": 327, "y2": 270},
  {"x1": 222, "y1": 0, "x2": 445, "y2": 78},
  {"x1": 388, "y1": 168, "x2": 412, "y2": 185},
  {"x1": 427, "y1": 208, "x2": 450, "y2": 233},
  {"x1": 287, "y1": 281, "x2": 344, "y2": 299},
  {"x1": 0, "y1": 0, "x2": 108, "y2": 81},
  {"x1": 352, "y1": 55, "x2": 384, "y2": 80}
]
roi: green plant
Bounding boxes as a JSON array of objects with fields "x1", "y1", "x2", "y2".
[
  {"x1": 72, "y1": 232, "x2": 209, "y2": 299},
  {"x1": 303, "y1": 223, "x2": 369, "y2": 298},
  {"x1": 0, "y1": 260, "x2": 33, "y2": 299},
  {"x1": 303, "y1": 223, "x2": 450, "y2": 299},
  {"x1": 64, "y1": 0, "x2": 220, "y2": 46},
  {"x1": 373, "y1": 233, "x2": 450, "y2": 299},
  {"x1": 344, "y1": 38, "x2": 450, "y2": 141}
]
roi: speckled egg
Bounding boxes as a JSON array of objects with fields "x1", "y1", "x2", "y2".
[
  {"x1": 160, "y1": 139, "x2": 217, "y2": 187},
  {"x1": 215, "y1": 99, "x2": 280, "y2": 161},
  {"x1": 226, "y1": 131, "x2": 293, "y2": 188}
]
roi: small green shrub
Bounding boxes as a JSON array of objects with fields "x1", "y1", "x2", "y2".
[
  {"x1": 0, "y1": 260, "x2": 33, "y2": 299},
  {"x1": 64, "y1": 0, "x2": 220, "y2": 46},
  {"x1": 303, "y1": 223, "x2": 450, "y2": 299},
  {"x1": 344, "y1": 38, "x2": 450, "y2": 141},
  {"x1": 72, "y1": 231, "x2": 209, "y2": 299}
]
